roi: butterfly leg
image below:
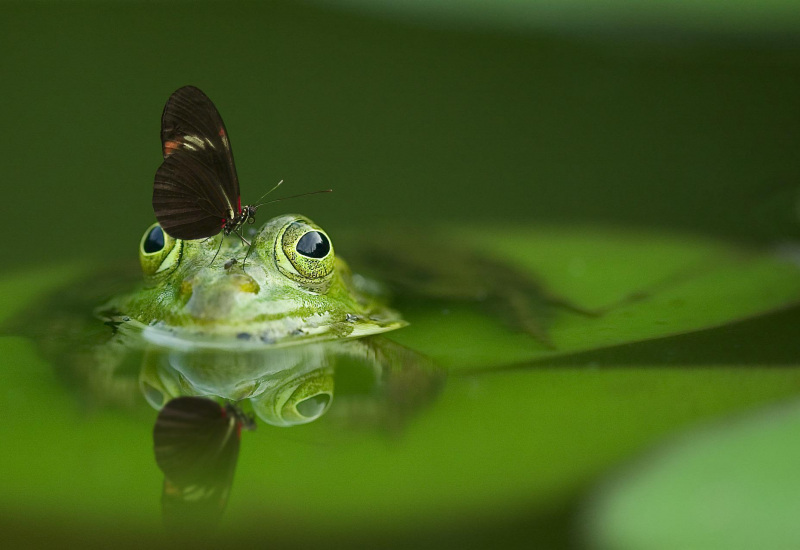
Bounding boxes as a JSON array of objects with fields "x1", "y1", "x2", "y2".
[
  {"x1": 232, "y1": 229, "x2": 251, "y2": 248},
  {"x1": 230, "y1": 229, "x2": 259, "y2": 270},
  {"x1": 208, "y1": 235, "x2": 225, "y2": 267},
  {"x1": 242, "y1": 239, "x2": 257, "y2": 270}
]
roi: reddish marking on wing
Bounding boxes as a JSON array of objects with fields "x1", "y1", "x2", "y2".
[
  {"x1": 221, "y1": 219, "x2": 226, "y2": 228},
  {"x1": 237, "y1": 197, "x2": 242, "y2": 213},
  {"x1": 219, "y1": 127, "x2": 226, "y2": 137},
  {"x1": 163, "y1": 140, "x2": 181, "y2": 157}
]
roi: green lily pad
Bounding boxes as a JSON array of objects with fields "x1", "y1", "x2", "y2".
[
  {"x1": 582, "y1": 397, "x2": 800, "y2": 550},
  {"x1": 390, "y1": 226, "x2": 800, "y2": 370}
]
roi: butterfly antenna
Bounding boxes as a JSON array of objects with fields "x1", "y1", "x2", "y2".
[
  {"x1": 251, "y1": 179, "x2": 284, "y2": 206},
  {"x1": 252, "y1": 189, "x2": 333, "y2": 210}
]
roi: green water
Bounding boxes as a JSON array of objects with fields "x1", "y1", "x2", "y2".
[{"x1": 4, "y1": 1, "x2": 800, "y2": 548}]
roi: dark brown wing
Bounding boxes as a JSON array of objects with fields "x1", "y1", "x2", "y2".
[
  {"x1": 153, "y1": 396, "x2": 241, "y2": 487},
  {"x1": 154, "y1": 151, "x2": 230, "y2": 239},
  {"x1": 153, "y1": 397, "x2": 244, "y2": 528},
  {"x1": 153, "y1": 86, "x2": 240, "y2": 240}
]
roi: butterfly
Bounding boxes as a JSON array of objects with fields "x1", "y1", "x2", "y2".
[
  {"x1": 153, "y1": 396, "x2": 256, "y2": 530},
  {"x1": 152, "y1": 86, "x2": 257, "y2": 241},
  {"x1": 152, "y1": 86, "x2": 329, "y2": 243}
]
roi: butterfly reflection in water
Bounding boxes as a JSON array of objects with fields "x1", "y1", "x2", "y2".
[
  {"x1": 153, "y1": 396, "x2": 256, "y2": 530},
  {"x1": 152, "y1": 85, "x2": 330, "y2": 243}
]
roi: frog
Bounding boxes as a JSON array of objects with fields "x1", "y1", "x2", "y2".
[
  {"x1": 100, "y1": 213, "x2": 406, "y2": 346},
  {"x1": 88, "y1": 213, "x2": 444, "y2": 429}
]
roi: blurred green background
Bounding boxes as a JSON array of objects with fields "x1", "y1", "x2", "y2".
[
  {"x1": 4, "y1": 0, "x2": 800, "y2": 270},
  {"x1": 4, "y1": 1, "x2": 800, "y2": 548}
]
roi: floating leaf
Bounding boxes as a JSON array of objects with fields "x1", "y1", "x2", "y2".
[
  {"x1": 388, "y1": 226, "x2": 800, "y2": 370},
  {"x1": 582, "y1": 397, "x2": 800, "y2": 549}
]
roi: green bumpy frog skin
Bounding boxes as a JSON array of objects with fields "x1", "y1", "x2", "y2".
[{"x1": 101, "y1": 214, "x2": 406, "y2": 347}]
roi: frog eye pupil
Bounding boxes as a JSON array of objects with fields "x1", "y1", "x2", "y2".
[
  {"x1": 296, "y1": 231, "x2": 330, "y2": 259},
  {"x1": 144, "y1": 225, "x2": 165, "y2": 254}
]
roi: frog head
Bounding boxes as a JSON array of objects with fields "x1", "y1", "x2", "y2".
[{"x1": 108, "y1": 214, "x2": 405, "y2": 347}]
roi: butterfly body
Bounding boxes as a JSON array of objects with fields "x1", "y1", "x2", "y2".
[{"x1": 223, "y1": 204, "x2": 257, "y2": 237}]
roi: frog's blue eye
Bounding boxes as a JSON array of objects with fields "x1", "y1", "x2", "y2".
[
  {"x1": 144, "y1": 225, "x2": 165, "y2": 254},
  {"x1": 296, "y1": 231, "x2": 330, "y2": 259}
]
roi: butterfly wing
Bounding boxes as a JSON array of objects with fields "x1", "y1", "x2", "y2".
[
  {"x1": 153, "y1": 396, "x2": 241, "y2": 487},
  {"x1": 153, "y1": 396, "x2": 244, "y2": 528},
  {"x1": 160, "y1": 477, "x2": 231, "y2": 532},
  {"x1": 153, "y1": 86, "x2": 241, "y2": 240},
  {"x1": 153, "y1": 397, "x2": 255, "y2": 530},
  {"x1": 154, "y1": 151, "x2": 234, "y2": 239}
]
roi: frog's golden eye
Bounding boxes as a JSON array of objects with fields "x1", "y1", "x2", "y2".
[
  {"x1": 275, "y1": 219, "x2": 335, "y2": 289},
  {"x1": 139, "y1": 222, "x2": 182, "y2": 279}
]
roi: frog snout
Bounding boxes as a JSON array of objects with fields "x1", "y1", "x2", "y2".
[{"x1": 183, "y1": 273, "x2": 260, "y2": 320}]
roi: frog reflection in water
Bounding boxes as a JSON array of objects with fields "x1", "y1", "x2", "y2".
[
  {"x1": 98, "y1": 213, "x2": 441, "y2": 428},
  {"x1": 89, "y1": 213, "x2": 447, "y2": 529}
]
